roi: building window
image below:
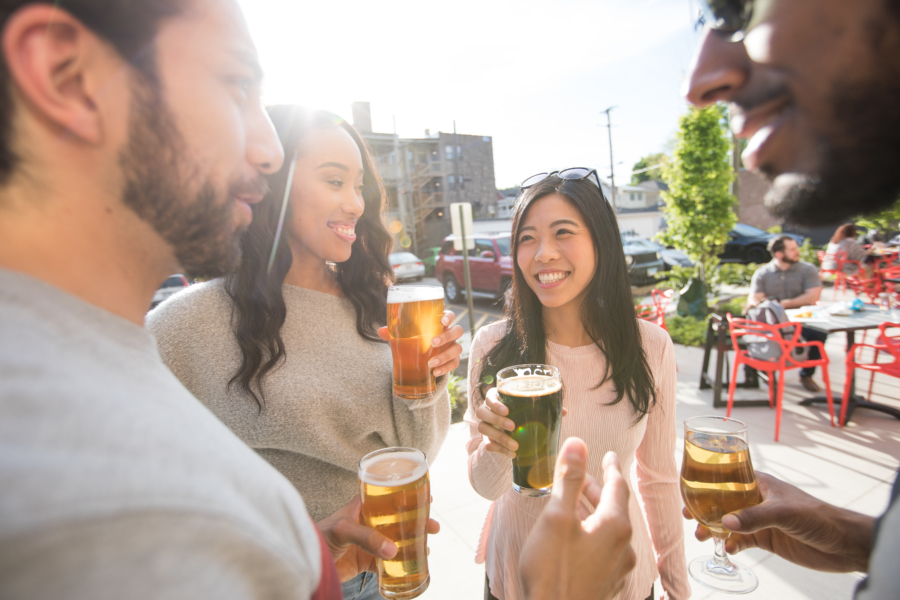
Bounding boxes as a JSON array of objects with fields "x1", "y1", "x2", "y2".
[
  {"x1": 445, "y1": 146, "x2": 454, "y2": 161},
  {"x1": 458, "y1": 176, "x2": 465, "y2": 190},
  {"x1": 447, "y1": 175, "x2": 456, "y2": 190}
]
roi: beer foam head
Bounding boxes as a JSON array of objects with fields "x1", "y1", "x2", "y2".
[
  {"x1": 387, "y1": 286, "x2": 445, "y2": 304},
  {"x1": 498, "y1": 375, "x2": 562, "y2": 397},
  {"x1": 359, "y1": 450, "x2": 428, "y2": 487}
]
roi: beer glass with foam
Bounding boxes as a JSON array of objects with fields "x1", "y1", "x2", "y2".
[
  {"x1": 497, "y1": 364, "x2": 563, "y2": 496},
  {"x1": 358, "y1": 447, "x2": 431, "y2": 599},
  {"x1": 681, "y1": 416, "x2": 761, "y2": 594},
  {"x1": 387, "y1": 286, "x2": 445, "y2": 400}
]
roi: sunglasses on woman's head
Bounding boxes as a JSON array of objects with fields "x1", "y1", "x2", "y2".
[
  {"x1": 697, "y1": 0, "x2": 764, "y2": 42},
  {"x1": 519, "y1": 168, "x2": 605, "y2": 197}
]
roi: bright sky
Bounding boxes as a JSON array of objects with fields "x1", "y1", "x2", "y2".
[{"x1": 238, "y1": 0, "x2": 705, "y2": 189}]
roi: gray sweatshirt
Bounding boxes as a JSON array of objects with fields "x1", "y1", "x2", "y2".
[
  {"x1": 146, "y1": 280, "x2": 450, "y2": 522},
  {"x1": 0, "y1": 269, "x2": 326, "y2": 600}
]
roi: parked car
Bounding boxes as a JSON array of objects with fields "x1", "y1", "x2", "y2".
[
  {"x1": 390, "y1": 251, "x2": 425, "y2": 282},
  {"x1": 435, "y1": 233, "x2": 513, "y2": 303},
  {"x1": 151, "y1": 274, "x2": 189, "y2": 309},
  {"x1": 620, "y1": 236, "x2": 666, "y2": 285},
  {"x1": 720, "y1": 223, "x2": 805, "y2": 264}
]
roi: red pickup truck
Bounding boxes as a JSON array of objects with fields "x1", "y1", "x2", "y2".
[{"x1": 435, "y1": 233, "x2": 514, "y2": 303}]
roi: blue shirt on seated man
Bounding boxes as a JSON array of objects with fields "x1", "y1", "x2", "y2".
[{"x1": 745, "y1": 235, "x2": 826, "y2": 393}]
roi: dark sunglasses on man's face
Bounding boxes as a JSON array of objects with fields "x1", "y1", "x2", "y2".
[{"x1": 697, "y1": 0, "x2": 760, "y2": 42}]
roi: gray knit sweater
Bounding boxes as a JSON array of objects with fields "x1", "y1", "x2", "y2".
[{"x1": 146, "y1": 280, "x2": 450, "y2": 522}]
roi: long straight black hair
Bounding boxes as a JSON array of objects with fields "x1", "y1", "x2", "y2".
[
  {"x1": 225, "y1": 106, "x2": 394, "y2": 410},
  {"x1": 478, "y1": 176, "x2": 656, "y2": 421}
]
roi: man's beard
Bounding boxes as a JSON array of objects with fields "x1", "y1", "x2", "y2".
[
  {"x1": 765, "y1": 28, "x2": 900, "y2": 226},
  {"x1": 118, "y1": 74, "x2": 264, "y2": 279}
]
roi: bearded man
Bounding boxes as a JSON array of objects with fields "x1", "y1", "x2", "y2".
[{"x1": 682, "y1": 2, "x2": 900, "y2": 598}]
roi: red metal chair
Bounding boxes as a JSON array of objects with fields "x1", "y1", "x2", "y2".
[
  {"x1": 845, "y1": 273, "x2": 883, "y2": 304},
  {"x1": 635, "y1": 289, "x2": 674, "y2": 332},
  {"x1": 857, "y1": 322, "x2": 900, "y2": 404},
  {"x1": 726, "y1": 314, "x2": 835, "y2": 441},
  {"x1": 818, "y1": 250, "x2": 843, "y2": 300},
  {"x1": 844, "y1": 322, "x2": 900, "y2": 426},
  {"x1": 651, "y1": 289, "x2": 674, "y2": 331}
]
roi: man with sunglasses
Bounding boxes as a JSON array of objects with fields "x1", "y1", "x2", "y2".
[{"x1": 683, "y1": 1, "x2": 900, "y2": 598}]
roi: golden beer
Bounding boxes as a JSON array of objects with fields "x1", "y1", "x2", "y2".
[
  {"x1": 681, "y1": 416, "x2": 760, "y2": 594},
  {"x1": 681, "y1": 431, "x2": 761, "y2": 538},
  {"x1": 387, "y1": 286, "x2": 445, "y2": 400},
  {"x1": 497, "y1": 365, "x2": 563, "y2": 497},
  {"x1": 358, "y1": 447, "x2": 430, "y2": 599}
]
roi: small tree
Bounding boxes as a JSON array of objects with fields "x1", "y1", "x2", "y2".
[
  {"x1": 630, "y1": 152, "x2": 670, "y2": 185},
  {"x1": 658, "y1": 104, "x2": 737, "y2": 307},
  {"x1": 855, "y1": 197, "x2": 900, "y2": 234}
]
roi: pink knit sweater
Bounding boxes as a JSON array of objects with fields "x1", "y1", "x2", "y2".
[{"x1": 465, "y1": 319, "x2": 689, "y2": 600}]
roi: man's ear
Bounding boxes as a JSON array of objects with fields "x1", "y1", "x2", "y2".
[{"x1": 2, "y1": 4, "x2": 111, "y2": 144}]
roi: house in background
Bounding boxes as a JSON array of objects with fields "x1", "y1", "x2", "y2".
[
  {"x1": 353, "y1": 102, "x2": 499, "y2": 253},
  {"x1": 614, "y1": 180, "x2": 667, "y2": 240}
]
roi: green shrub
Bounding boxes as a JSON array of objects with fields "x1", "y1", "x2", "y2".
[
  {"x1": 800, "y1": 239, "x2": 820, "y2": 267},
  {"x1": 447, "y1": 374, "x2": 464, "y2": 411},
  {"x1": 666, "y1": 315, "x2": 708, "y2": 347},
  {"x1": 715, "y1": 297, "x2": 745, "y2": 317}
]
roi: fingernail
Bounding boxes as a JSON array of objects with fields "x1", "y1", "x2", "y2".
[
  {"x1": 428, "y1": 359, "x2": 439, "y2": 367},
  {"x1": 722, "y1": 515, "x2": 741, "y2": 530},
  {"x1": 506, "y1": 421, "x2": 515, "y2": 431},
  {"x1": 382, "y1": 541, "x2": 397, "y2": 557},
  {"x1": 508, "y1": 451, "x2": 516, "y2": 458},
  {"x1": 434, "y1": 369, "x2": 442, "y2": 377},
  {"x1": 432, "y1": 338, "x2": 441, "y2": 347},
  {"x1": 442, "y1": 317, "x2": 450, "y2": 326},
  {"x1": 509, "y1": 441, "x2": 518, "y2": 450}
]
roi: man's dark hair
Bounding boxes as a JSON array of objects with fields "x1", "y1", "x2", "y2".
[
  {"x1": 767, "y1": 235, "x2": 794, "y2": 256},
  {"x1": 0, "y1": 1, "x2": 183, "y2": 184}
]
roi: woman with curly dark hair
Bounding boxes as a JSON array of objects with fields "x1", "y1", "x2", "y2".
[{"x1": 148, "y1": 107, "x2": 461, "y2": 599}]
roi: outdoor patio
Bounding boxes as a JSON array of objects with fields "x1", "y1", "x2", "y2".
[{"x1": 420, "y1": 292, "x2": 900, "y2": 599}]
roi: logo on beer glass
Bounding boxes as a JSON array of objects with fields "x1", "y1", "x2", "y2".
[
  {"x1": 358, "y1": 447, "x2": 431, "y2": 599},
  {"x1": 497, "y1": 364, "x2": 563, "y2": 497},
  {"x1": 387, "y1": 286, "x2": 445, "y2": 400}
]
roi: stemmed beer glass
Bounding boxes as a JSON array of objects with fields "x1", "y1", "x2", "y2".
[{"x1": 681, "y1": 416, "x2": 761, "y2": 594}]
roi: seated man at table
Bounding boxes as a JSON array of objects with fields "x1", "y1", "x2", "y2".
[{"x1": 746, "y1": 235, "x2": 826, "y2": 392}]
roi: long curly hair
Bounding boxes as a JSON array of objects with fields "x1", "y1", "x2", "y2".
[{"x1": 225, "y1": 106, "x2": 393, "y2": 410}]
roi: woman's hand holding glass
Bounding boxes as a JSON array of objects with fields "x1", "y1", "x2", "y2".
[
  {"x1": 379, "y1": 310, "x2": 464, "y2": 378},
  {"x1": 475, "y1": 388, "x2": 519, "y2": 458},
  {"x1": 475, "y1": 387, "x2": 568, "y2": 459}
]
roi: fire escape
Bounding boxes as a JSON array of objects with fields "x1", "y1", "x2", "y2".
[{"x1": 406, "y1": 160, "x2": 445, "y2": 253}]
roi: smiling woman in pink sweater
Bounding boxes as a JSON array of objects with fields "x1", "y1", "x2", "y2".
[{"x1": 465, "y1": 170, "x2": 688, "y2": 600}]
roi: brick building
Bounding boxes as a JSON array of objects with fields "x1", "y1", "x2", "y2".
[{"x1": 352, "y1": 102, "x2": 498, "y2": 254}]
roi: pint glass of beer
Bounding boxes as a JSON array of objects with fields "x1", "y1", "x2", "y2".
[
  {"x1": 387, "y1": 286, "x2": 445, "y2": 400},
  {"x1": 358, "y1": 447, "x2": 431, "y2": 599},
  {"x1": 681, "y1": 416, "x2": 761, "y2": 593},
  {"x1": 497, "y1": 364, "x2": 563, "y2": 497}
]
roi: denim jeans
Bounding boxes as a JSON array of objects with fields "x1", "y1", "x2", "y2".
[{"x1": 342, "y1": 572, "x2": 383, "y2": 600}]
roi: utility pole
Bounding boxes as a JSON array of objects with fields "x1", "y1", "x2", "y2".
[
  {"x1": 453, "y1": 121, "x2": 462, "y2": 205},
  {"x1": 601, "y1": 106, "x2": 617, "y2": 210}
]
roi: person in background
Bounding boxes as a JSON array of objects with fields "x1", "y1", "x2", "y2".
[
  {"x1": 147, "y1": 105, "x2": 461, "y2": 600},
  {"x1": 467, "y1": 172, "x2": 688, "y2": 600},
  {"x1": 745, "y1": 235, "x2": 826, "y2": 392},
  {"x1": 684, "y1": 0, "x2": 900, "y2": 597},
  {"x1": 822, "y1": 224, "x2": 870, "y2": 276}
]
